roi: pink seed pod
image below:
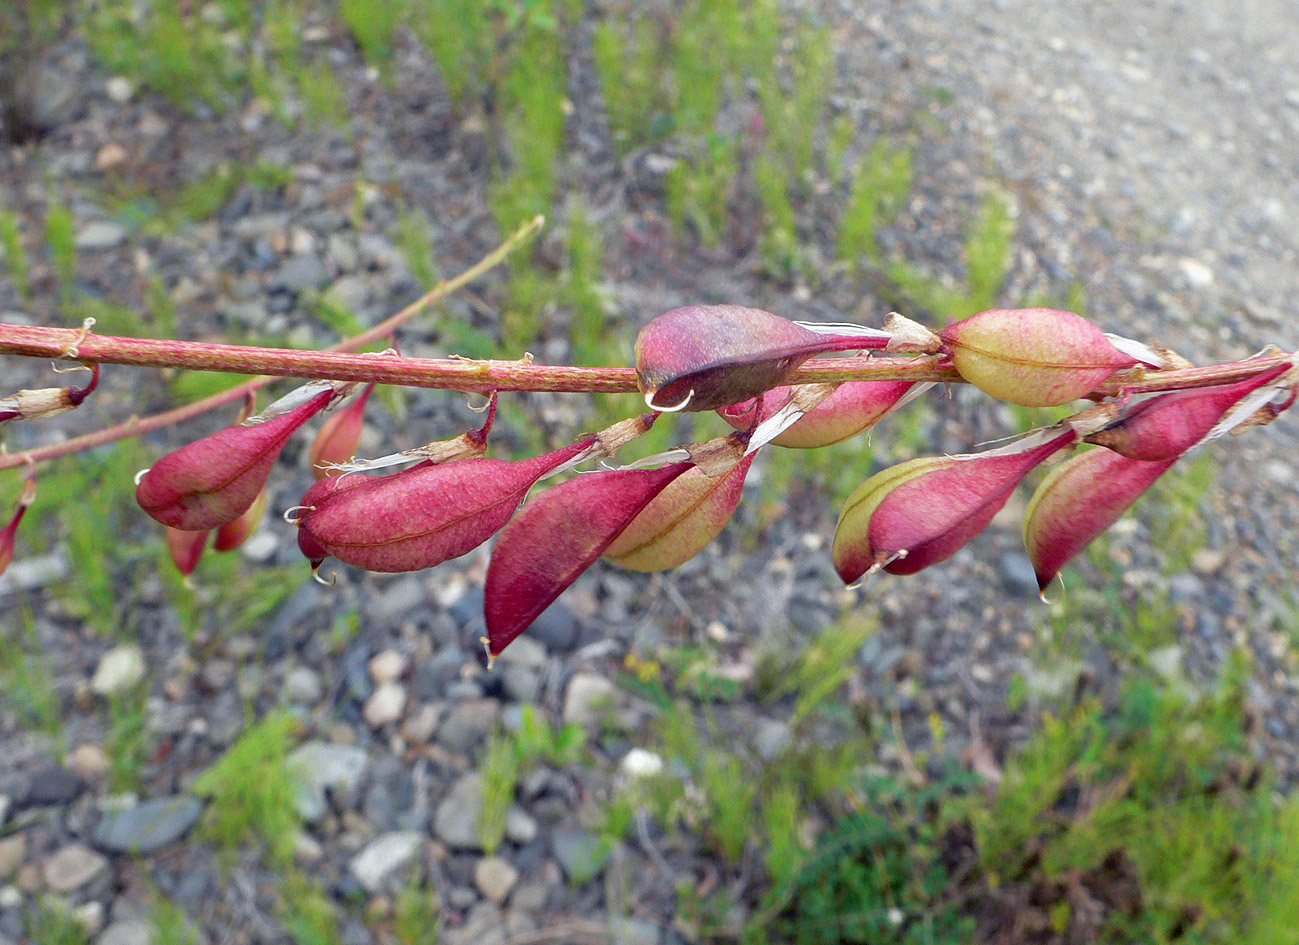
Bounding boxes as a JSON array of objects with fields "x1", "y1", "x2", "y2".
[
  {"x1": 165, "y1": 527, "x2": 210, "y2": 577},
  {"x1": 605, "y1": 453, "x2": 754, "y2": 571},
  {"x1": 296, "y1": 438, "x2": 598, "y2": 573},
  {"x1": 1023, "y1": 448, "x2": 1176, "y2": 593},
  {"x1": 0, "y1": 364, "x2": 100, "y2": 424},
  {"x1": 833, "y1": 430, "x2": 1077, "y2": 583},
  {"x1": 718, "y1": 380, "x2": 916, "y2": 448},
  {"x1": 635, "y1": 305, "x2": 890, "y2": 412},
  {"x1": 137, "y1": 389, "x2": 333, "y2": 531},
  {"x1": 940, "y1": 308, "x2": 1140, "y2": 407},
  {"x1": 0, "y1": 471, "x2": 37, "y2": 578},
  {"x1": 213, "y1": 487, "x2": 268, "y2": 553},
  {"x1": 485, "y1": 461, "x2": 694, "y2": 657},
  {"x1": 1084, "y1": 363, "x2": 1293, "y2": 462},
  {"x1": 309, "y1": 383, "x2": 375, "y2": 478}
]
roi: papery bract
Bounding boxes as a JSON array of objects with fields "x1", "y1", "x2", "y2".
[
  {"x1": 137, "y1": 389, "x2": 332, "y2": 531},
  {"x1": 834, "y1": 431, "x2": 1076, "y2": 583},
  {"x1": 166, "y1": 527, "x2": 210, "y2": 577},
  {"x1": 635, "y1": 305, "x2": 889, "y2": 412},
  {"x1": 1084, "y1": 363, "x2": 1293, "y2": 461},
  {"x1": 1023, "y1": 448, "x2": 1176, "y2": 592},
  {"x1": 485, "y1": 462, "x2": 693, "y2": 656},
  {"x1": 604, "y1": 453, "x2": 753, "y2": 571},
  {"x1": 214, "y1": 487, "x2": 268, "y2": 552},
  {"x1": 296, "y1": 439, "x2": 596, "y2": 573},
  {"x1": 941, "y1": 308, "x2": 1139, "y2": 407},
  {"x1": 0, "y1": 364, "x2": 100, "y2": 424},
  {"x1": 717, "y1": 380, "x2": 915, "y2": 448},
  {"x1": 309, "y1": 383, "x2": 374, "y2": 478}
]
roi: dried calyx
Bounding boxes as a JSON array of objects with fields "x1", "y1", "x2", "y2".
[{"x1": 0, "y1": 363, "x2": 100, "y2": 423}]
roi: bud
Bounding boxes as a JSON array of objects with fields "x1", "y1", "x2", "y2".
[
  {"x1": 605, "y1": 453, "x2": 753, "y2": 572},
  {"x1": 833, "y1": 430, "x2": 1076, "y2": 583},
  {"x1": 309, "y1": 383, "x2": 374, "y2": 478},
  {"x1": 940, "y1": 308, "x2": 1139, "y2": 407},
  {"x1": 485, "y1": 461, "x2": 693, "y2": 657},
  {"x1": 1084, "y1": 363, "x2": 1293, "y2": 461},
  {"x1": 1023, "y1": 448, "x2": 1176, "y2": 593},
  {"x1": 165, "y1": 527, "x2": 210, "y2": 577},
  {"x1": 0, "y1": 471, "x2": 37, "y2": 578},
  {"x1": 718, "y1": 380, "x2": 916, "y2": 448},
  {"x1": 0, "y1": 364, "x2": 100, "y2": 423},
  {"x1": 137, "y1": 388, "x2": 333, "y2": 531},
  {"x1": 635, "y1": 305, "x2": 890, "y2": 412},
  {"x1": 296, "y1": 438, "x2": 598, "y2": 573},
  {"x1": 213, "y1": 487, "x2": 268, "y2": 552}
]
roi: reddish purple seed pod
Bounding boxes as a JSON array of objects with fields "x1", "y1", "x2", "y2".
[
  {"x1": 834, "y1": 431, "x2": 1077, "y2": 583},
  {"x1": 1024, "y1": 447, "x2": 1177, "y2": 592},
  {"x1": 1084, "y1": 363, "x2": 1293, "y2": 462},
  {"x1": 485, "y1": 462, "x2": 694, "y2": 656},
  {"x1": 213, "y1": 487, "x2": 268, "y2": 553},
  {"x1": 296, "y1": 439, "x2": 596, "y2": 573},
  {"x1": 717, "y1": 380, "x2": 916, "y2": 448},
  {"x1": 635, "y1": 305, "x2": 889, "y2": 412},
  {"x1": 166, "y1": 527, "x2": 210, "y2": 577},
  {"x1": 0, "y1": 473, "x2": 37, "y2": 578},
  {"x1": 137, "y1": 389, "x2": 333, "y2": 531}
]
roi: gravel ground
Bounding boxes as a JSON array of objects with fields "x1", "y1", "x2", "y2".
[{"x1": 2, "y1": 2, "x2": 1298, "y2": 944}]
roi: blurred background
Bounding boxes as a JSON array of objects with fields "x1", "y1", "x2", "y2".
[{"x1": 2, "y1": 1, "x2": 1299, "y2": 943}]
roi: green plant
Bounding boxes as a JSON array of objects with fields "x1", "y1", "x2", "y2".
[
  {"x1": 338, "y1": 0, "x2": 406, "y2": 80},
  {"x1": 393, "y1": 876, "x2": 442, "y2": 945},
  {"x1": 477, "y1": 730, "x2": 520, "y2": 854},
  {"x1": 0, "y1": 209, "x2": 31, "y2": 298}
]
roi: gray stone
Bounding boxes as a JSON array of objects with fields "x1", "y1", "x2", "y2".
[
  {"x1": 473, "y1": 856, "x2": 518, "y2": 904},
  {"x1": 550, "y1": 829, "x2": 608, "y2": 885},
  {"x1": 43, "y1": 844, "x2": 109, "y2": 893},
  {"x1": 500, "y1": 665, "x2": 538, "y2": 703},
  {"x1": 434, "y1": 773, "x2": 484, "y2": 851},
  {"x1": 527, "y1": 602, "x2": 580, "y2": 652},
  {"x1": 275, "y1": 255, "x2": 328, "y2": 293},
  {"x1": 494, "y1": 636, "x2": 547, "y2": 670},
  {"x1": 97, "y1": 918, "x2": 154, "y2": 945},
  {"x1": 995, "y1": 552, "x2": 1040, "y2": 597},
  {"x1": 91, "y1": 644, "x2": 146, "y2": 697},
  {"x1": 504, "y1": 806, "x2": 538, "y2": 845},
  {"x1": 289, "y1": 742, "x2": 369, "y2": 822},
  {"x1": 754, "y1": 718, "x2": 793, "y2": 761},
  {"x1": 92, "y1": 795, "x2": 204, "y2": 854},
  {"x1": 75, "y1": 221, "x2": 127, "y2": 251},
  {"x1": 562, "y1": 674, "x2": 616, "y2": 728},
  {"x1": 21, "y1": 765, "x2": 81, "y2": 808},
  {"x1": 285, "y1": 666, "x2": 324, "y2": 705},
  {"x1": 437, "y1": 699, "x2": 498, "y2": 754},
  {"x1": 509, "y1": 881, "x2": 549, "y2": 912},
  {"x1": 349, "y1": 831, "x2": 422, "y2": 892}
]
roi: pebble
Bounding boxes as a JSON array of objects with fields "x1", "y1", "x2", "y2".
[
  {"x1": 369, "y1": 650, "x2": 408, "y2": 685},
  {"x1": 473, "y1": 857, "x2": 519, "y2": 904},
  {"x1": 363, "y1": 682, "x2": 407, "y2": 728},
  {"x1": 21, "y1": 765, "x2": 81, "y2": 808},
  {"x1": 274, "y1": 255, "x2": 328, "y2": 293},
  {"x1": 289, "y1": 742, "x2": 369, "y2": 822},
  {"x1": 75, "y1": 221, "x2": 128, "y2": 251},
  {"x1": 995, "y1": 552, "x2": 1041, "y2": 598},
  {"x1": 400, "y1": 703, "x2": 443, "y2": 745},
  {"x1": 97, "y1": 918, "x2": 154, "y2": 945},
  {"x1": 68, "y1": 745, "x2": 111, "y2": 782},
  {"x1": 0, "y1": 836, "x2": 25, "y2": 881},
  {"x1": 91, "y1": 645, "x2": 146, "y2": 697},
  {"x1": 495, "y1": 637, "x2": 547, "y2": 670},
  {"x1": 526, "y1": 603, "x2": 581, "y2": 653},
  {"x1": 504, "y1": 806, "x2": 539, "y2": 845},
  {"x1": 562, "y1": 674, "x2": 616, "y2": 728},
  {"x1": 349, "y1": 831, "x2": 423, "y2": 892},
  {"x1": 620, "y1": 748, "x2": 666, "y2": 778},
  {"x1": 434, "y1": 773, "x2": 484, "y2": 851},
  {"x1": 437, "y1": 699, "x2": 499, "y2": 753},
  {"x1": 105, "y1": 76, "x2": 135, "y2": 103},
  {"x1": 43, "y1": 844, "x2": 109, "y2": 893},
  {"x1": 285, "y1": 666, "x2": 325, "y2": 705},
  {"x1": 93, "y1": 795, "x2": 204, "y2": 854}
]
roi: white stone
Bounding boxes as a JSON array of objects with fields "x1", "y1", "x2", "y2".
[
  {"x1": 1178, "y1": 257, "x2": 1215, "y2": 290},
  {"x1": 562, "y1": 673, "x2": 616, "y2": 727},
  {"x1": 619, "y1": 748, "x2": 664, "y2": 779},
  {"x1": 368, "y1": 650, "x2": 408, "y2": 685},
  {"x1": 363, "y1": 682, "x2": 407, "y2": 727},
  {"x1": 349, "y1": 831, "x2": 422, "y2": 892},
  {"x1": 91, "y1": 644, "x2": 146, "y2": 697},
  {"x1": 473, "y1": 856, "x2": 519, "y2": 904},
  {"x1": 43, "y1": 844, "x2": 109, "y2": 893},
  {"x1": 105, "y1": 76, "x2": 136, "y2": 103}
]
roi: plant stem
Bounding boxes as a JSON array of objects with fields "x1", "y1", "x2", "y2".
[{"x1": 0, "y1": 216, "x2": 544, "y2": 470}]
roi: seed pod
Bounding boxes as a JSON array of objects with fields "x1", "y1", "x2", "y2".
[
  {"x1": 296, "y1": 439, "x2": 597, "y2": 573},
  {"x1": 635, "y1": 305, "x2": 890, "y2": 412},
  {"x1": 0, "y1": 364, "x2": 100, "y2": 423},
  {"x1": 485, "y1": 462, "x2": 694, "y2": 657},
  {"x1": 1085, "y1": 363, "x2": 1293, "y2": 461},
  {"x1": 137, "y1": 389, "x2": 333, "y2": 531},
  {"x1": 1024, "y1": 447, "x2": 1176, "y2": 592},
  {"x1": 718, "y1": 380, "x2": 916, "y2": 448},
  {"x1": 834, "y1": 431, "x2": 1076, "y2": 583},
  {"x1": 605, "y1": 453, "x2": 753, "y2": 571},
  {"x1": 0, "y1": 472, "x2": 37, "y2": 578},
  {"x1": 309, "y1": 383, "x2": 374, "y2": 478},
  {"x1": 213, "y1": 487, "x2": 268, "y2": 553},
  {"x1": 165, "y1": 527, "x2": 210, "y2": 577},
  {"x1": 940, "y1": 308, "x2": 1139, "y2": 407}
]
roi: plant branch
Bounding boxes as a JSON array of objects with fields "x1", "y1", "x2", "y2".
[{"x1": 0, "y1": 216, "x2": 544, "y2": 470}]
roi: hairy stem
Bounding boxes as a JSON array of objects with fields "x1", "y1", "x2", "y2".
[{"x1": 0, "y1": 216, "x2": 544, "y2": 470}]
